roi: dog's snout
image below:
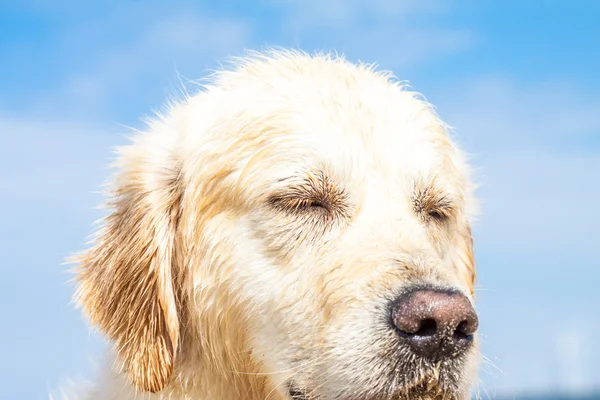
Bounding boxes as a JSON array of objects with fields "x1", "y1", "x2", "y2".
[{"x1": 390, "y1": 288, "x2": 478, "y2": 359}]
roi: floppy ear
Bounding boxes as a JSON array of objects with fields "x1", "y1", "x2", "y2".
[
  {"x1": 459, "y1": 225, "x2": 476, "y2": 295},
  {"x1": 74, "y1": 141, "x2": 184, "y2": 393}
]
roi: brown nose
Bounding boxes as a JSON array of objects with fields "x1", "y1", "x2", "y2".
[{"x1": 390, "y1": 288, "x2": 478, "y2": 359}]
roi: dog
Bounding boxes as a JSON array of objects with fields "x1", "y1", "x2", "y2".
[{"x1": 69, "y1": 50, "x2": 479, "y2": 400}]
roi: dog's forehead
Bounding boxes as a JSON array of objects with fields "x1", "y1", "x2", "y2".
[
  {"x1": 200, "y1": 55, "x2": 463, "y2": 195},
  {"x1": 263, "y1": 77, "x2": 452, "y2": 184}
]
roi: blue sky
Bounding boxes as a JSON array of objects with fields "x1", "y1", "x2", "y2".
[{"x1": 1, "y1": 1, "x2": 599, "y2": 399}]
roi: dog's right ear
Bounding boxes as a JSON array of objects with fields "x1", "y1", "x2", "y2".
[{"x1": 72, "y1": 138, "x2": 185, "y2": 393}]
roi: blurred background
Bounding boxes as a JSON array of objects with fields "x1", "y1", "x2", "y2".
[{"x1": 1, "y1": 1, "x2": 599, "y2": 399}]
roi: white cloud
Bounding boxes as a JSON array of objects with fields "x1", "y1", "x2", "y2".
[
  {"x1": 432, "y1": 77, "x2": 600, "y2": 253},
  {"x1": 149, "y1": 14, "x2": 250, "y2": 54},
  {"x1": 272, "y1": 0, "x2": 448, "y2": 28},
  {"x1": 556, "y1": 327, "x2": 594, "y2": 394},
  {"x1": 442, "y1": 76, "x2": 600, "y2": 148},
  {"x1": 28, "y1": 4, "x2": 252, "y2": 121},
  {"x1": 476, "y1": 293, "x2": 600, "y2": 396},
  {"x1": 270, "y1": 0, "x2": 477, "y2": 69},
  {"x1": 475, "y1": 151, "x2": 600, "y2": 254},
  {"x1": 352, "y1": 26, "x2": 475, "y2": 68},
  {"x1": 0, "y1": 115, "x2": 122, "y2": 208}
]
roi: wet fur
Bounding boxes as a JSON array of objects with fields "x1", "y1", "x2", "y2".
[{"x1": 67, "y1": 50, "x2": 479, "y2": 400}]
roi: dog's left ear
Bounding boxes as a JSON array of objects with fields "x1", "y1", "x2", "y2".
[
  {"x1": 73, "y1": 140, "x2": 184, "y2": 393},
  {"x1": 459, "y1": 225, "x2": 476, "y2": 295}
]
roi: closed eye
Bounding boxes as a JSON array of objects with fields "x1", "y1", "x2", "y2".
[
  {"x1": 427, "y1": 209, "x2": 446, "y2": 221},
  {"x1": 269, "y1": 195, "x2": 330, "y2": 213},
  {"x1": 267, "y1": 171, "x2": 350, "y2": 219},
  {"x1": 426, "y1": 206, "x2": 452, "y2": 222},
  {"x1": 413, "y1": 184, "x2": 455, "y2": 224}
]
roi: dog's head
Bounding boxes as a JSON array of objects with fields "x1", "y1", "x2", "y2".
[{"x1": 74, "y1": 51, "x2": 479, "y2": 399}]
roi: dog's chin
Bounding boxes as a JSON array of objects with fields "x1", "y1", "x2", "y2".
[
  {"x1": 288, "y1": 364, "x2": 469, "y2": 400},
  {"x1": 288, "y1": 376, "x2": 465, "y2": 400}
]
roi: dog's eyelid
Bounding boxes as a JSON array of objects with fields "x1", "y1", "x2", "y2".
[
  {"x1": 267, "y1": 174, "x2": 349, "y2": 217},
  {"x1": 268, "y1": 189, "x2": 331, "y2": 212},
  {"x1": 427, "y1": 205, "x2": 453, "y2": 222},
  {"x1": 412, "y1": 186, "x2": 456, "y2": 222}
]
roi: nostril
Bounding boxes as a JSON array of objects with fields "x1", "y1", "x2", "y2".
[
  {"x1": 452, "y1": 320, "x2": 473, "y2": 341},
  {"x1": 414, "y1": 318, "x2": 437, "y2": 337},
  {"x1": 396, "y1": 318, "x2": 438, "y2": 337}
]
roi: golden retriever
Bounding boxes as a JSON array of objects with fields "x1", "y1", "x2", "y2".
[{"x1": 70, "y1": 50, "x2": 479, "y2": 400}]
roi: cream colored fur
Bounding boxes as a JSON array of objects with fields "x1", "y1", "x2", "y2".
[{"x1": 69, "y1": 50, "x2": 479, "y2": 400}]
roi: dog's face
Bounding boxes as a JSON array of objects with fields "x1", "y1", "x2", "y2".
[{"x1": 75, "y1": 52, "x2": 479, "y2": 400}]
